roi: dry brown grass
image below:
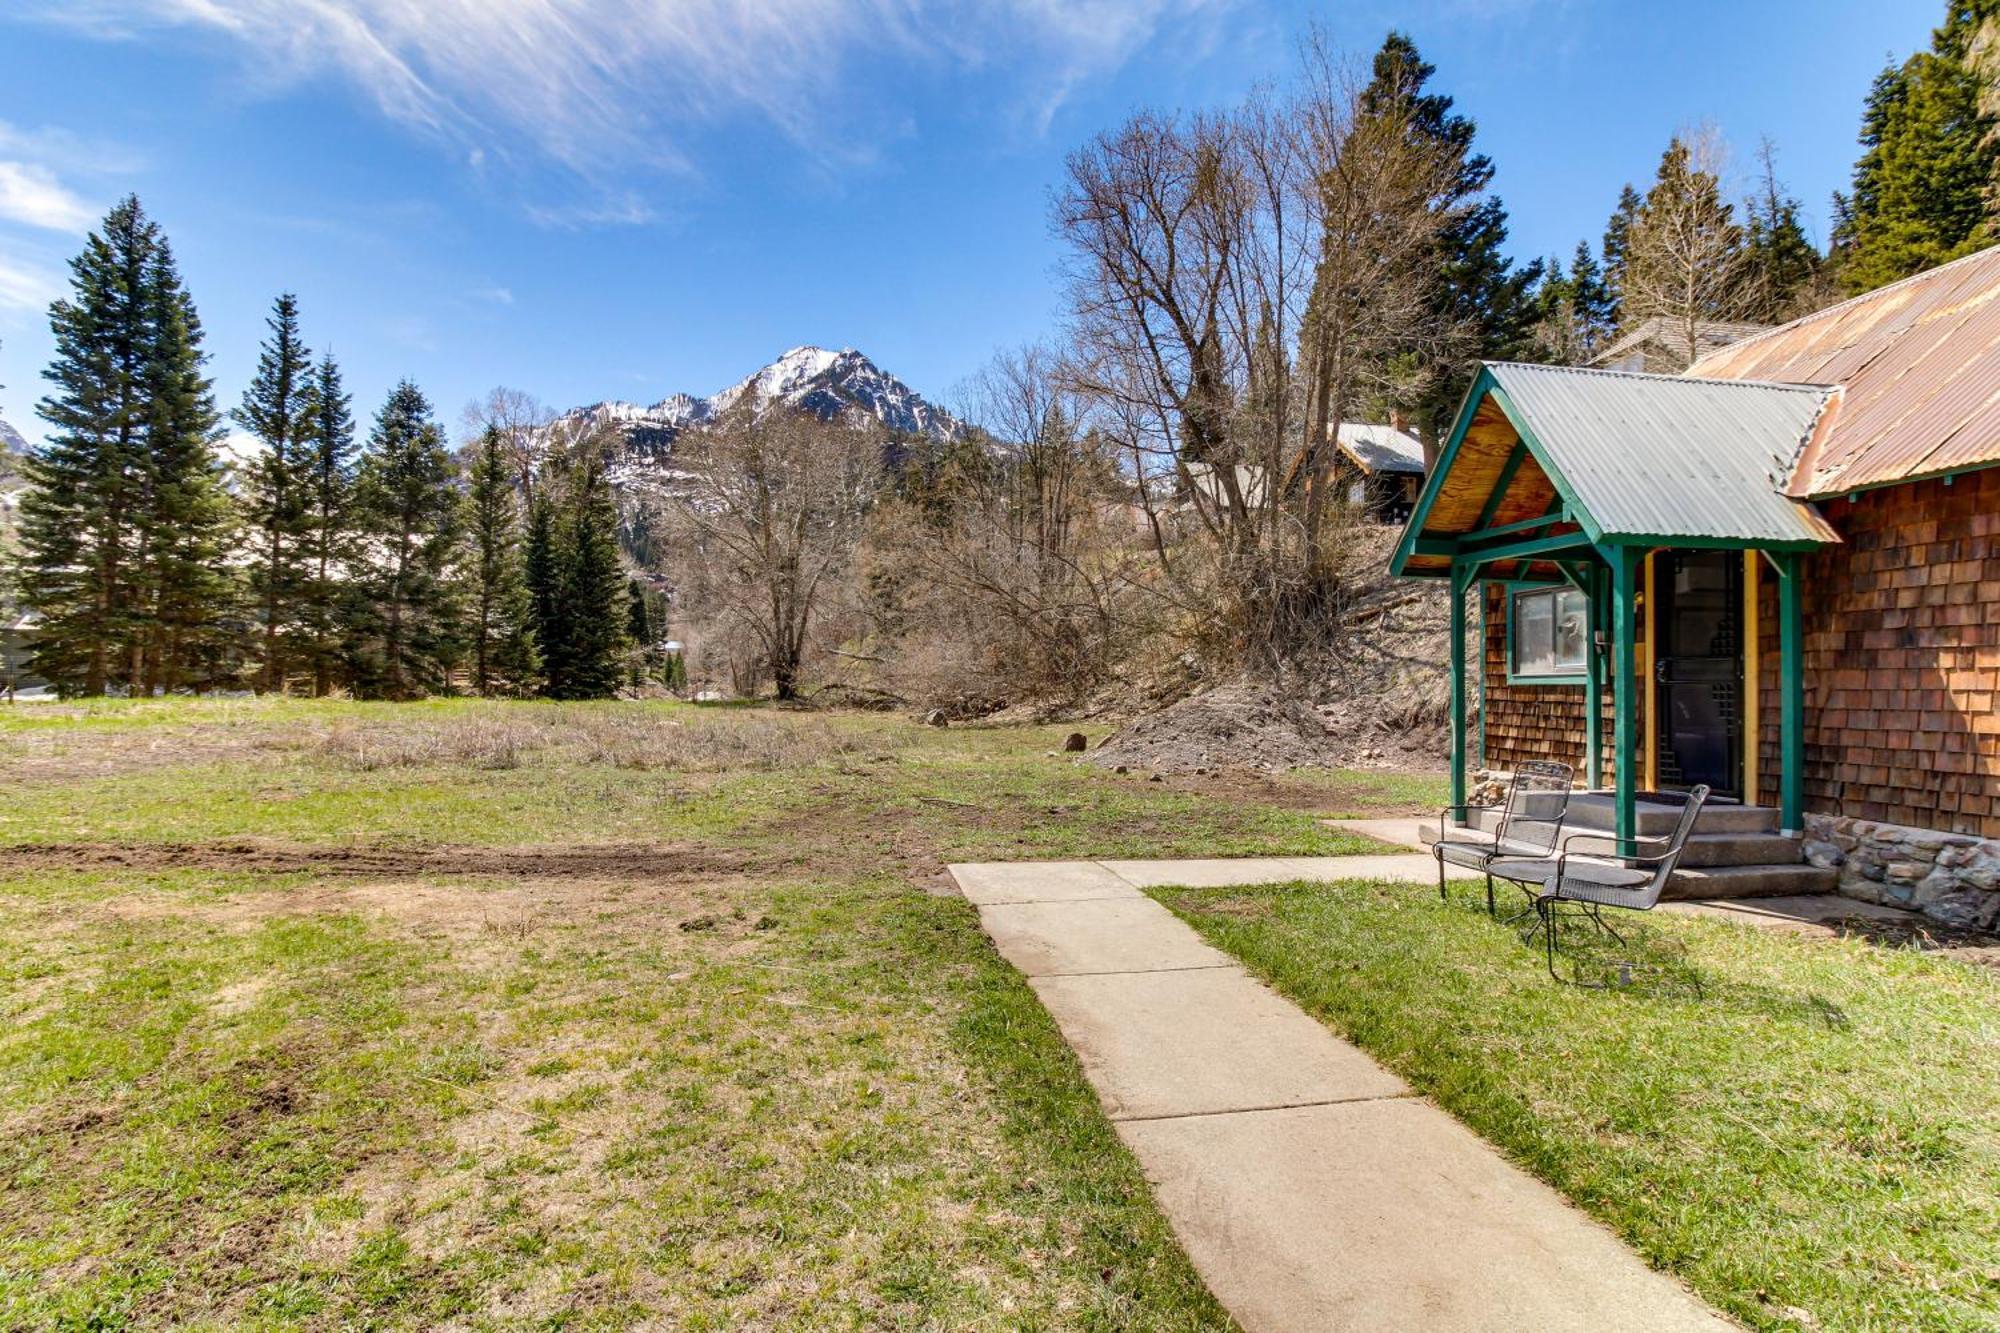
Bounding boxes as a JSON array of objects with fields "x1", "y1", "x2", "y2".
[{"x1": 314, "y1": 705, "x2": 906, "y2": 773}]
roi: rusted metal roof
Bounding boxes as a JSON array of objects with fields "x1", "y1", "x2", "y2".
[
  {"x1": 1688, "y1": 243, "x2": 2000, "y2": 496},
  {"x1": 1482, "y1": 362, "x2": 1840, "y2": 545}
]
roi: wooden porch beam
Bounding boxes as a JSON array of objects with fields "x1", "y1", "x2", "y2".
[{"x1": 1460, "y1": 530, "x2": 1595, "y2": 568}]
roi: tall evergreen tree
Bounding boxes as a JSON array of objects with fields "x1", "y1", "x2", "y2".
[
  {"x1": 524, "y1": 483, "x2": 565, "y2": 692},
  {"x1": 133, "y1": 235, "x2": 234, "y2": 693},
  {"x1": 626, "y1": 577, "x2": 655, "y2": 687},
  {"x1": 1841, "y1": 1, "x2": 2000, "y2": 292},
  {"x1": 1528, "y1": 241, "x2": 1618, "y2": 364},
  {"x1": 351, "y1": 381, "x2": 461, "y2": 699},
  {"x1": 1600, "y1": 183, "x2": 1643, "y2": 321},
  {"x1": 1355, "y1": 32, "x2": 1538, "y2": 438},
  {"x1": 551, "y1": 455, "x2": 626, "y2": 700},
  {"x1": 1742, "y1": 143, "x2": 1825, "y2": 320},
  {"x1": 462, "y1": 425, "x2": 539, "y2": 695},
  {"x1": 21, "y1": 196, "x2": 230, "y2": 695},
  {"x1": 234, "y1": 293, "x2": 314, "y2": 692},
  {"x1": 298, "y1": 353, "x2": 357, "y2": 696}
]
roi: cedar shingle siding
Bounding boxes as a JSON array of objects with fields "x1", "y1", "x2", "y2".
[{"x1": 1760, "y1": 467, "x2": 2000, "y2": 836}]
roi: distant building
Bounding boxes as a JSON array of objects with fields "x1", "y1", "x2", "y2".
[
  {"x1": 2, "y1": 612, "x2": 44, "y2": 696},
  {"x1": 1329, "y1": 419, "x2": 1427, "y2": 524},
  {"x1": 1587, "y1": 316, "x2": 1768, "y2": 374}
]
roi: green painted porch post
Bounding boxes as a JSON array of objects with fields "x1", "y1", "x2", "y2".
[
  {"x1": 1449, "y1": 562, "x2": 1473, "y2": 811},
  {"x1": 1584, "y1": 562, "x2": 1604, "y2": 790},
  {"x1": 1777, "y1": 550, "x2": 1805, "y2": 833},
  {"x1": 1608, "y1": 546, "x2": 1639, "y2": 844}
]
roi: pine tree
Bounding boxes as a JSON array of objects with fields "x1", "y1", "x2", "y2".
[
  {"x1": 1355, "y1": 32, "x2": 1538, "y2": 438},
  {"x1": 132, "y1": 235, "x2": 234, "y2": 694},
  {"x1": 625, "y1": 577, "x2": 654, "y2": 687},
  {"x1": 524, "y1": 483, "x2": 565, "y2": 693},
  {"x1": 551, "y1": 455, "x2": 626, "y2": 700},
  {"x1": 1600, "y1": 184, "x2": 1643, "y2": 321},
  {"x1": 1528, "y1": 242, "x2": 1618, "y2": 365},
  {"x1": 298, "y1": 353, "x2": 357, "y2": 696},
  {"x1": 234, "y1": 293, "x2": 314, "y2": 692},
  {"x1": 1841, "y1": 2, "x2": 1999, "y2": 293},
  {"x1": 21, "y1": 196, "x2": 231, "y2": 695},
  {"x1": 351, "y1": 381, "x2": 462, "y2": 699},
  {"x1": 1742, "y1": 143, "x2": 1825, "y2": 320},
  {"x1": 463, "y1": 425, "x2": 539, "y2": 695}
]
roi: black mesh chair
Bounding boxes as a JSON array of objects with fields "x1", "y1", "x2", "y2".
[
  {"x1": 1432, "y1": 760, "x2": 1573, "y2": 915},
  {"x1": 1530, "y1": 784, "x2": 1710, "y2": 984}
]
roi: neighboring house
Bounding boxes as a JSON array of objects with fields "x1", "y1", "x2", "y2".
[
  {"x1": 1330, "y1": 420, "x2": 1427, "y2": 524},
  {"x1": 1587, "y1": 316, "x2": 1768, "y2": 374},
  {"x1": 1181, "y1": 419, "x2": 1425, "y2": 526},
  {"x1": 1393, "y1": 245, "x2": 2000, "y2": 929}
]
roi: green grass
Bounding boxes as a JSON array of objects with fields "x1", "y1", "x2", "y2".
[
  {"x1": 0, "y1": 696, "x2": 1436, "y2": 1328},
  {"x1": 1153, "y1": 878, "x2": 2000, "y2": 1333}
]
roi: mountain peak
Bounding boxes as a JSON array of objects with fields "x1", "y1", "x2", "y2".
[{"x1": 547, "y1": 345, "x2": 963, "y2": 500}]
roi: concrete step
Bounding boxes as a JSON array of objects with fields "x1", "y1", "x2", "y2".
[
  {"x1": 1663, "y1": 863, "x2": 1838, "y2": 900},
  {"x1": 1562, "y1": 830, "x2": 1805, "y2": 868},
  {"x1": 1564, "y1": 795, "x2": 1781, "y2": 836}
]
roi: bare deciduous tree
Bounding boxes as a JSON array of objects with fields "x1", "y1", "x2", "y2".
[
  {"x1": 1620, "y1": 127, "x2": 1752, "y2": 369},
  {"x1": 1053, "y1": 36, "x2": 1477, "y2": 672},
  {"x1": 670, "y1": 407, "x2": 880, "y2": 700}
]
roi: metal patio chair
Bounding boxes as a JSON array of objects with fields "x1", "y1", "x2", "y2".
[
  {"x1": 1529, "y1": 783, "x2": 1710, "y2": 986},
  {"x1": 1432, "y1": 760, "x2": 1573, "y2": 915}
]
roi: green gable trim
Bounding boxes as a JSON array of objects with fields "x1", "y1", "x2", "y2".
[{"x1": 1391, "y1": 367, "x2": 1601, "y2": 577}]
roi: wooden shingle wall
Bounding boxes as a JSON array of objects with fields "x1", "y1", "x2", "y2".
[{"x1": 1771, "y1": 467, "x2": 2000, "y2": 836}]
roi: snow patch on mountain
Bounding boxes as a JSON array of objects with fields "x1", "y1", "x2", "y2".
[{"x1": 551, "y1": 346, "x2": 963, "y2": 490}]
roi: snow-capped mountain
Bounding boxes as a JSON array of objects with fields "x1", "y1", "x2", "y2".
[
  {"x1": 0, "y1": 414, "x2": 25, "y2": 459},
  {"x1": 553, "y1": 346, "x2": 964, "y2": 478}
]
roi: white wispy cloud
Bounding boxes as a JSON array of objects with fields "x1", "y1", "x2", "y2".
[
  {"x1": 0, "y1": 252, "x2": 61, "y2": 314},
  {"x1": 35, "y1": 1, "x2": 1226, "y2": 195},
  {"x1": 0, "y1": 161, "x2": 98, "y2": 232}
]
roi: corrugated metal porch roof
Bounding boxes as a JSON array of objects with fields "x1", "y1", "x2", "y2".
[{"x1": 1479, "y1": 362, "x2": 1841, "y2": 546}]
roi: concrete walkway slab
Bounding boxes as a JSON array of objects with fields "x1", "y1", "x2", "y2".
[
  {"x1": 951, "y1": 860, "x2": 1142, "y2": 905},
  {"x1": 1100, "y1": 853, "x2": 1475, "y2": 888},
  {"x1": 978, "y1": 896, "x2": 1233, "y2": 977},
  {"x1": 1030, "y1": 967, "x2": 1407, "y2": 1120},
  {"x1": 1121, "y1": 1098, "x2": 1727, "y2": 1332},
  {"x1": 956, "y1": 855, "x2": 1733, "y2": 1332}
]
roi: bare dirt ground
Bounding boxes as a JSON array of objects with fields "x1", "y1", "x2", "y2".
[{"x1": 0, "y1": 839, "x2": 746, "y2": 880}]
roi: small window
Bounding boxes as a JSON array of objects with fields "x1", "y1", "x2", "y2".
[{"x1": 1510, "y1": 585, "x2": 1589, "y2": 681}]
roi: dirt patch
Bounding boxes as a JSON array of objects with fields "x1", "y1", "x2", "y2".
[
  {"x1": 1086, "y1": 682, "x2": 1351, "y2": 774},
  {"x1": 0, "y1": 839, "x2": 748, "y2": 881},
  {"x1": 1832, "y1": 914, "x2": 2000, "y2": 969}
]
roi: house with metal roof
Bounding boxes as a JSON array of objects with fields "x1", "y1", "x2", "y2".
[
  {"x1": 1330, "y1": 420, "x2": 1427, "y2": 523},
  {"x1": 1393, "y1": 244, "x2": 2000, "y2": 928}
]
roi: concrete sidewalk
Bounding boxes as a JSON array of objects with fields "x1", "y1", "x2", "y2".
[{"x1": 951, "y1": 856, "x2": 1731, "y2": 1333}]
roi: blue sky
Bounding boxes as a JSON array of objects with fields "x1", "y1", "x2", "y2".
[{"x1": 0, "y1": 1, "x2": 1943, "y2": 448}]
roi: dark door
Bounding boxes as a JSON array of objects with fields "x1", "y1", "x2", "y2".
[{"x1": 1654, "y1": 550, "x2": 1742, "y2": 799}]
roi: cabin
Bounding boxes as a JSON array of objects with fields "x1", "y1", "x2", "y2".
[
  {"x1": 1330, "y1": 420, "x2": 1427, "y2": 524},
  {"x1": 1394, "y1": 245, "x2": 2000, "y2": 930}
]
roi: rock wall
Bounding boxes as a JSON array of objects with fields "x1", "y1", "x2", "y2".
[{"x1": 1803, "y1": 813, "x2": 2000, "y2": 930}]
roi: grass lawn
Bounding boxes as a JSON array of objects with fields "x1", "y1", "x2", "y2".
[
  {"x1": 1154, "y1": 879, "x2": 2000, "y2": 1333},
  {"x1": 0, "y1": 697, "x2": 1423, "y2": 1329}
]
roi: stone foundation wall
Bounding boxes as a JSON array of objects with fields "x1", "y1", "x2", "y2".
[{"x1": 1802, "y1": 813, "x2": 2000, "y2": 930}]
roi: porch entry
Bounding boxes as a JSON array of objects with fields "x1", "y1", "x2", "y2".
[{"x1": 1652, "y1": 550, "x2": 1743, "y2": 801}]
